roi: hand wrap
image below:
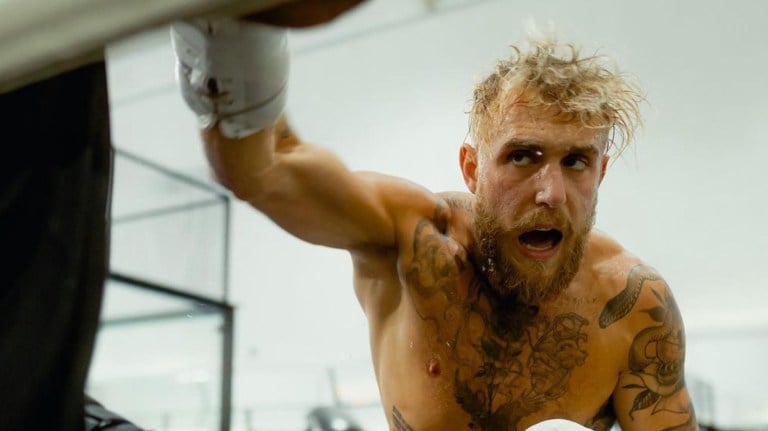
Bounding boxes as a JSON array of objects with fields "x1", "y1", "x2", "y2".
[{"x1": 171, "y1": 18, "x2": 288, "y2": 138}]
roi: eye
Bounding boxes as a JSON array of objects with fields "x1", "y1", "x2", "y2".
[
  {"x1": 507, "y1": 149, "x2": 541, "y2": 166},
  {"x1": 562, "y1": 154, "x2": 589, "y2": 171}
]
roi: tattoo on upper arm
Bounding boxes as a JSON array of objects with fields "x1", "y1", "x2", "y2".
[
  {"x1": 392, "y1": 406, "x2": 414, "y2": 431},
  {"x1": 600, "y1": 265, "x2": 696, "y2": 429},
  {"x1": 624, "y1": 287, "x2": 689, "y2": 419}
]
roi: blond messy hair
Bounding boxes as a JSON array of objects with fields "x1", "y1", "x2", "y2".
[{"x1": 470, "y1": 34, "x2": 644, "y2": 157}]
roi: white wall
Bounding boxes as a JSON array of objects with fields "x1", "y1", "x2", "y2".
[{"x1": 105, "y1": 0, "x2": 768, "y2": 429}]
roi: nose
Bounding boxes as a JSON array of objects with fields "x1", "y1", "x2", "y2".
[{"x1": 534, "y1": 164, "x2": 567, "y2": 208}]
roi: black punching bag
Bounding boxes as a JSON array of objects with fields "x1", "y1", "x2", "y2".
[{"x1": 0, "y1": 60, "x2": 112, "y2": 431}]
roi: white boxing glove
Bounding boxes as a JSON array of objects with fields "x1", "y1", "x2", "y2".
[
  {"x1": 525, "y1": 419, "x2": 592, "y2": 431},
  {"x1": 170, "y1": 17, "x2": 289, "y2": 138}
]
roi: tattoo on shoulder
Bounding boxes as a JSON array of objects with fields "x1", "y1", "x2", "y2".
[
  {"x1": 599, "y1": 264, "x2": 662, "y2": 328},
  {"x1": 406, "y1": 207, "x2": 461, "y2": 303},
  {"x1": 392, "y1": 406, "x2": 414, "y2": 431}
]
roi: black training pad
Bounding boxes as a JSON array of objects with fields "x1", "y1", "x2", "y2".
[{"x1": 0, "y1": 61, "x2": 111, "y2": 430}]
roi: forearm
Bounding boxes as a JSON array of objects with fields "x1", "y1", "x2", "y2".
[
  {"x1": 201, "y1": 115, "x2": 306, "y2": 202},
  {"x1": 201, "y1": 118, "x2": 279, "y2": 199}
]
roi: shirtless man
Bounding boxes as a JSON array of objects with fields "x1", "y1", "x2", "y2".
[{"x1": 171, "y1": 14, "x2": 698, "y2": 431}]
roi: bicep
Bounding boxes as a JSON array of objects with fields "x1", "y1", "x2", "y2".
[{"x1": 254, "y1": 145, "x2": 398, "y2": 249}]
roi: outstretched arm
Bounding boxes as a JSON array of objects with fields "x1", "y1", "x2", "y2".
[
  {"x1": 203, "y1": 116, "x2": 429, "y2": 250},
  {"x1": 171, "y1": 17, "x2": 439, "y2": 251}
]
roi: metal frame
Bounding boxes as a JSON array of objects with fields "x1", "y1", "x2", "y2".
[
  {"x1": 113, "y1": 147, "x2": 232, "y2": 302},
  {"x1": 105, "y1": 148, "x2": 234, "y2": 431}
]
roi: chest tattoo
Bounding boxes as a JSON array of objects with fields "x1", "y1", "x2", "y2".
[{"x1": 404, "y1": 207, "x2": 592, "y2": 430}]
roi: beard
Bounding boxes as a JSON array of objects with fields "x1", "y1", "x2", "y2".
[{"x1": 472, "y1": 199, "x2": 595, "y2": 305}]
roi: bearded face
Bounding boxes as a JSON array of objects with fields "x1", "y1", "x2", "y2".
[
  {"x1": 472, "y1": 188, "x2": 596, "y2": 305},
  {"x1": 461, "y1": 97, "x2": 608, "y2": 304}
]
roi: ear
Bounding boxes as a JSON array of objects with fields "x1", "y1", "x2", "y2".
[
  {"x1": 598, "y1": 155, "x2": 609, "y2": 185},
  {"x1": 460, "y1": 143, "x2": 479, "y2": 193}
]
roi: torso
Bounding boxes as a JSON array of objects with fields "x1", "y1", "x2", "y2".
[{"x1": 352, "y1": 193, "x2": 641, "y2": 431}]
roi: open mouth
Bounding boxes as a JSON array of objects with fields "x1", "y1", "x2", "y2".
[{"x1": 518, "y1": 228, "x2": 563, "y2": 251}]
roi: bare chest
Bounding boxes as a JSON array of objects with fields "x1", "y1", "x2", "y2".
[
  {"x1": 381, "y1": 291, "x2": 618, "y2": 430},
  {"x1": 380, "y1": 224, "x2": 618, "y2": 430}
]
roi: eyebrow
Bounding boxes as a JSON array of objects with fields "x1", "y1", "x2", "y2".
[{"x1": 500, "y1": 138, "x2": 600, "y2": 156}]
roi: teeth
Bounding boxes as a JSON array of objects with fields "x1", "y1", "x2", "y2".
[{"x1": 524, "y1": 243, "x2": 552, "y2": 251}]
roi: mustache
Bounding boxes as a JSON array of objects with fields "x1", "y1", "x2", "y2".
[{"x1": 510, "y1": 208, "x2": 572, "y2": 235}]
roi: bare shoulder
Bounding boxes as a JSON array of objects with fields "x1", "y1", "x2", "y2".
[
  {"x1": 352, "y1": 172, "x2": 453, "y2": 234},
  {"x1": 581, "y1": 230, "x2": 639, "y2": 302},
  {"x1": 356, "y1": 171, "x2": 449, "y2": 213},
  {"x1": 436, "y1": 191, "x2": 474, "y2": 212},
  {"x1": 583, "y1": 232, "x2": 669, "y2": 329},
  {"x1": 587, "y1": 233, "x2": 697, "y2": 428},
  {"x1": 436, "y1": 191, "x2": 475, "y2": 229},
  {"x1": 583, "y1": 230, "x2": 675, "y2": 330},
  {"x1": 350, "y1": 188, "x2": 472, "y2": 317},
  {"x1": 349, "y1": 175, "x2": 454, "y2": 311},
  {"x1": 587, "y1": 229, "x2": 635, "y2": 272},
  {"x1": 585, "y1": 231, "x2": 696, "y2": 429},
  {"x1": 348, "y1": 177, "x2": 471, "y2": 266}
]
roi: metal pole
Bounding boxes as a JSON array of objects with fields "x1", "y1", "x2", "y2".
[{"x1": 220, "y1": 305, "x2": 235, "y2": 431}]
